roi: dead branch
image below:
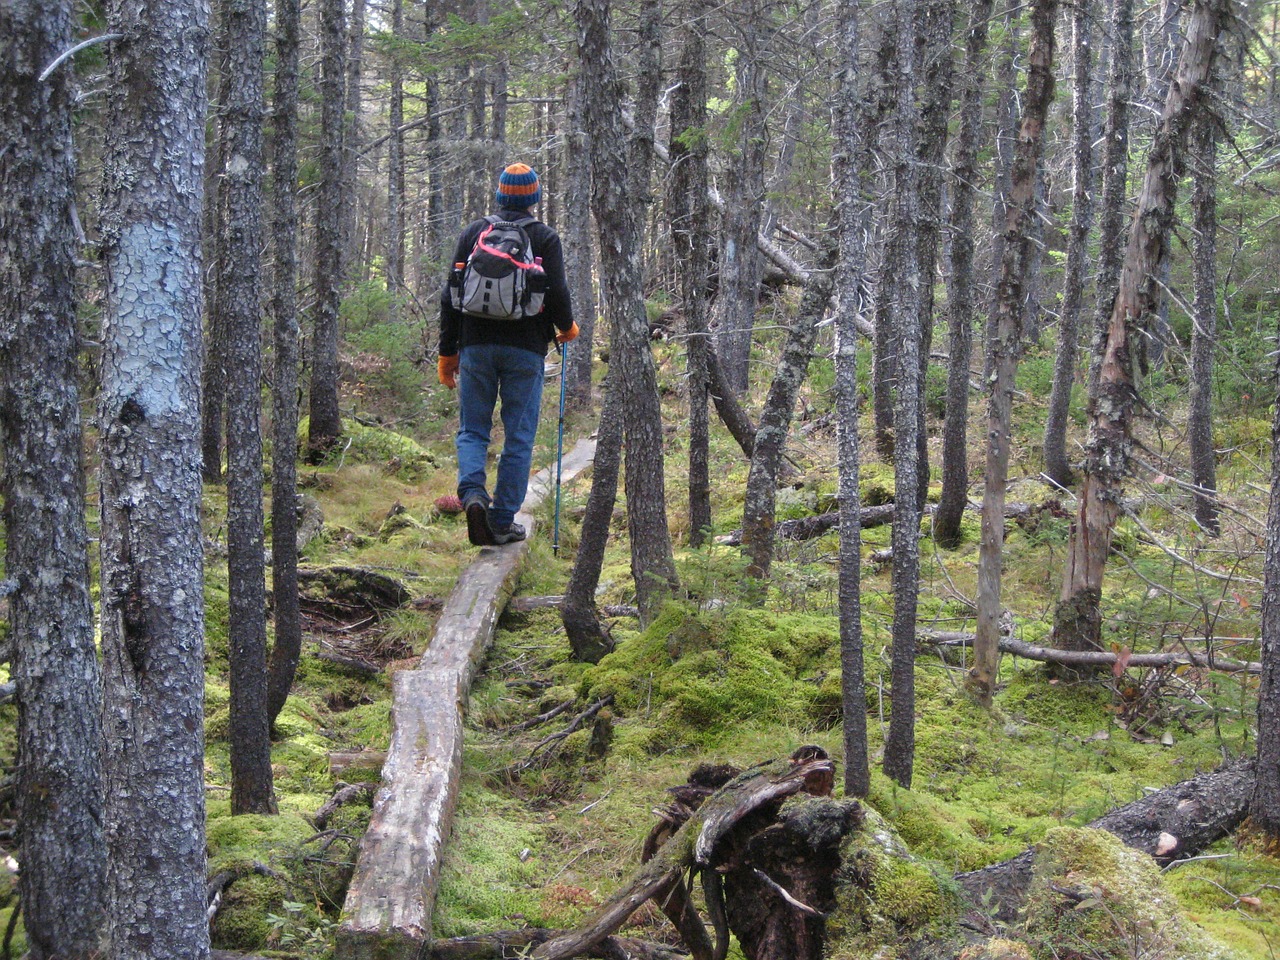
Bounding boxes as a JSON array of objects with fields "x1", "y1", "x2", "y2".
[
  {"x1": 313, "y1": 782, "x2": 376, "y2": 831},
  {"x1": 918, "y1": 630, "x2": 1262, "y2": 674},
  {"x1": 503, "y1": 696, "x2": 614, "y2": 777},
  {"x1": 530, "y1": 754, "x2": 835, "y2": 959},
  {"x1": 499, "y1": 699, "x2": 575, "y2": 733},
  {"x1": 427, "y1": 930, "x2": 687, "y2": 959}
]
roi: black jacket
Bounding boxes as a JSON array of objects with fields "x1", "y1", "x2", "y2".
[{"x1": 438, "y1": 208, "x2": 575, "y2": 357}]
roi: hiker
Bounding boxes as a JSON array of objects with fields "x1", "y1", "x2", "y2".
[{"x1": 437, "y1": 162, "x2": 579, "y2": 546}]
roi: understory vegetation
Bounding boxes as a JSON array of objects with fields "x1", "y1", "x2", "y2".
[{"x1": 3, "y1": 285, "x2": 1278, "y2": 956}]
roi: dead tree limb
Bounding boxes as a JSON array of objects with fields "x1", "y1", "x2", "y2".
[
  {"x1": 428, "y1": 930, "x2": 687, "y2": 959},
  {"x1": 957, "y1": 755, "x2": 1255, "y2": 921},
  {"x1": 530, "y1": 755, "x2": 834, "y2": 960},
  {"x1": 918, "y1": 630, "x2": 1262, "y2": 674},
  {"x1": 313, "y1": 782, "x2": 375, "y2": 830},
  {"x1": 503, "y1": 696, "x2": 614, "y2": 777}
]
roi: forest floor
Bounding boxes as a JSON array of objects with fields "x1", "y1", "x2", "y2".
[{"x1": 1, "y1": 320, "x2": 1277, "y2": 958}]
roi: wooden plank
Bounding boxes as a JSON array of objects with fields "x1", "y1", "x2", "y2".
[
  {"x1": 335, "y1": 669, "x2": 464, "y2": 959},
  {"x1": 336, "y1": 438, "x2": 595, "y2": 960}
]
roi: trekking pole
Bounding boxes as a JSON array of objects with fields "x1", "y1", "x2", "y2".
[{"x1": 553, "y1": 341, "x2": 567, "y2": 557}]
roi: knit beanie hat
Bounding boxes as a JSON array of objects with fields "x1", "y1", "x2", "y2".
[{"x1": 495, "y1": 162, "x2": 541, "y2": 209}]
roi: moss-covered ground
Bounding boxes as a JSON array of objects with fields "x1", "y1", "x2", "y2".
[{"x1": 0, "y1": 306, "x2": 1276, "y2": 958}]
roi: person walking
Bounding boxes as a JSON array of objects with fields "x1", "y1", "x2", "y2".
[{"x1": 438, "y1": 162, "x2": 579, "y2": 545}]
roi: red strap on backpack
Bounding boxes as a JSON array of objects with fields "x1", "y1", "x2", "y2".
[{"x1": 475, "y1": 223, "x2": 539, "y2": 270}]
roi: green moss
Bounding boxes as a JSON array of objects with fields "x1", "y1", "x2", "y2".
[
  {"x1": 1024, "y1": 827, "x2": 1233, "y2": 960},
  {"x1": 583, "y1": 603, "x2": 838, "y2": 747},
  {"x1": 826, "y1": 806, "x2": 963, "y2": 957},
  {"x1": 860, "y1": 462, "x2": 896, "y2": 507}
]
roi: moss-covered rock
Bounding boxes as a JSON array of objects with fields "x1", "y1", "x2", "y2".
[
  {"x1": 826, "y1": 805, "x2": 964, "y2": 958},
  {"x1": 1024, "y1": 827, "x2": 1232, "y2": 960}
]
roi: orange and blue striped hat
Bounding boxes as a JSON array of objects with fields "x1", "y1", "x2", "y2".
[{"x1": 495, "y1": 162, "x2": 541, "y2": 208}]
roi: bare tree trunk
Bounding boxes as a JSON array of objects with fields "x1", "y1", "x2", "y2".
[
  {"x1": 1089, "y1": 0, "x2": 1135, "y2": 400},
  {"x1": 1054, "y1": 0, "x2": 1229, "y2": 655},
  {"x1": 833, "y1": 0, "x2": 872, "y2": 799},
  {"x1": 0, "y1": 2, "x2": 106, "y2": 952},
  {"x1": 342, "y1": 0, "x2": 366, "y2": 278},
  {"x1": 741, "y1": 244, "x2": 837, "y2": 578},
  {"x1": 560, "y1": 385, "x2": 623, "y2": 663},
  {"x1": 1188, "y1": 98, "x2": 1220, "y2": 534},
  {"x1": 202, "y1": 0, "x2": 227, "y2": 484},
  {"x1": 267, "y1": 0, "x2": 304, "y2": 729},
  {"x1": 668, "y1": 0, "x2": 713, "y2": 546},
  {"x1": 971, "y1": 0, "x2": 1060, "y2": 707},
  {"x1": 562, "y1": 76, "x2": 596, "y2": 406},
  {"x1": 309, "y1": 0, "x2": 348, "y2": 458},
  {"x1": 1044, "y1": 0, "x2": 1096, "y2": 488},
  {"x1": 386, "y1": 0, "x2": 406, "y2": 294},
  {"x1": 1253, "y1": 342, "x2": 1280, "y2": 840},
  {"x1": 576, "y1": 0, "x2": 679, "y2": 625},
  {"x1": 99, "y1": 0, "x2": 211, "y2": 952},
  {"x1": 216, "y1": 0, "x2": 275, "y2": 816},
  {"x1": 911, "y1": 0, "x2": 957, "y2": 511},
  {"x1": 985, "y1": 1, "x2": 1020, "y2": 381},
  {"x1": 883, "y1": 0, "x2": 925, "y2": 789},
  {"x1": 933, "y1": 0, "x2": 995, "y2": 548},
  {"x1": 714, "y1": 3, "x2": 769, "y2": 394}
]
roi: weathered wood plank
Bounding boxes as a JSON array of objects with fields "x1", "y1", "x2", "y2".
[{"x1": 335, "y1": 439, "x2": 595, "y2": 960}]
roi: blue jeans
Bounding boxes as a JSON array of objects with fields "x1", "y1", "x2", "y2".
[{"x1": 456, "y1": 343, "x2": 545, "y2": 529}]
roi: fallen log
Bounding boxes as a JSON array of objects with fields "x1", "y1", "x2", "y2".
[
  {"x1": 956, "y1": 755, "x2": 1255, "y2": 921},
  {"x1": 918, "y1": 630, "x2": 1263, "y2": 675},
  {"x1": 427, "y1": 930, "x2": 687, "y2": 959},
  {"x1": 717, "y1": 505, "x2": 894, "y2": 547}
]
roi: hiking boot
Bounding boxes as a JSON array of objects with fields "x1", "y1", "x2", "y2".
[
  {"x1": 490, "y1": 521, "x2": 526, "y2": 545},
  {"x1": 463, "y1": 493, "x2": 495, "y2": 546}
]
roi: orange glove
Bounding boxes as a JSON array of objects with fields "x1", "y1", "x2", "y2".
[
  {"x1": 437, "y1": 354, "x2": 459, "y2": 389},
  {"x1": 556, "y1": 321, "x2": 580, "y2": 345}
]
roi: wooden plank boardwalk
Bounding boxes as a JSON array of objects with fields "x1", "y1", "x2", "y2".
[{"x1": 335, "y1": 438, "x2": 596, "y2": 960}]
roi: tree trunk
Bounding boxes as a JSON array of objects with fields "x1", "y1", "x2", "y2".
[
  {"x1": 217, "y1": 0, "x2": 275, "y2": 816},
  {"x1": 1188, "y1": 98, "x2": 1220, "y2": 534},
  {"x1": 741, "y1": 243, "x2": 837, "y2": 578},
  {"x1": 576, "y1": 0, "x2": 680, "y2": 626},
  {"x1": 985, "y1": 1, "x2": 1020, "y2": 381},
  {"x1": 342, "y1": 0, "x2": 366, "y2": 279},
  {"x1": 883, "y1": 0, "x2": 925, "y2": 789},
  {"x1": 1088, "y1": 0, "x2": 1135, "y2": 399},
  {"x1": 970, "y1": 0, "x2": 1060, "y2": 708},
  {"x1": 562, "y1": 76, "x2": 597, "y2": 407},
  {"x1": 714, "y1": 5, "x2": 769, "y2": 395},
  {"x1": 668, "y1": 0, "x2": 713, "y2": 546},
  {"x1": 911, "y1": 0, "x2": 957, "y2": 512},
  {"x1": 308, "y1": 0, "x2": 348, "y2": 459},
  {"x1": 386, "y1": 0, "x2": 406, "y2": 294},
  {"x1": 99, "y1": 0, "x2": 211, "y2": 953},
  {"x1": 560, "y1": 383, "x2": 623, "y2": 663},
  {"x1": 268, "y1": 0, "x2": 304, "y2": 729},
  {"x1": 932, "y1": 0, "x2": 994, "y2": 548},
  {"x1": 1254, "y1": 334, "x2": 1280, "y2": 838},
  {"x1": 1054, "y1": 0, "x2": 1229, "y2": 655},
  {"x1": 833, "y1": 0, "x2": 872, "y2": 799},
  {"x1": 0, "y1": 2, "x2": 107, "y2": 953},
  {"x1": 1043, "y1": 0, "x2": 1096, "y2": 488},
  {"x1": 201, "y1": 1, "x2": 227, "y2": 484}
]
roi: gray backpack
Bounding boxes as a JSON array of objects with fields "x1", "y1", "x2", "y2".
[{"x1": 450, "y1": 216, "x2": 547, "y2": 320}]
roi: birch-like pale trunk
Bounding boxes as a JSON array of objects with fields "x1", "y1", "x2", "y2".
[
  {"x1": 1054, "y1": 0, "x2": 1229, "y2": 655},
  {"x1": 971, "y1": 0, "x2": 1060, "y2": 707}
]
